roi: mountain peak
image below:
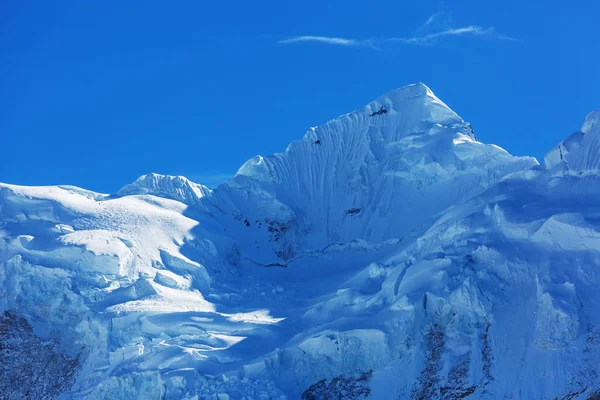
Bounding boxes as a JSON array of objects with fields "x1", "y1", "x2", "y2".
[
  {"x1": 4, "y1": 86, "x2": 600, "y2": 399},
  {"x1": 117, "y1": 173, "x2": 211, "y2": 204},
  {"x1": 544, "y1": 108, "x2": 600, "y2": 173},
  {"x1": 582, "y1": 109, "x2": 600, "y2": 135},
  {"x1": 228, "y1": 84, "x2": 537, "y2": 252},
  {"x1": 364, "y1": 82, "x2": 460, "y2": 127},
  {"x1": 374, "y1": 82, "x2": 436, "y2": 102}
]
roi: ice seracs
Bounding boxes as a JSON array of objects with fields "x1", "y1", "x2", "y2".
[{"x1": 1, "y1": 84, "x2": 600, "y2": 399}]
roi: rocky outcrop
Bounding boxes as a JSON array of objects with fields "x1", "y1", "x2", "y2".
[{"x1": 0, "y1": 313, "x2": 80, "y2": 399}]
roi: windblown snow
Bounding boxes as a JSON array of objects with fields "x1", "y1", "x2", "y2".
[{"x1": 1, "y1": 83, "x2": 600, "y2": 399}]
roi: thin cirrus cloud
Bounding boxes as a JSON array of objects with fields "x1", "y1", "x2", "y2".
[
  {"x1": 276, "y1": 35, "x2": 382, "y2": 50},
  {"x1": 392, "y1": 25, "x2": 517, "y2": 45},
  {"x1": 277, "y1": 11, "x2": 517, "y2": 49},
  {"x1": 277, "y1": 36, "x2": 362, "y2": 46}
]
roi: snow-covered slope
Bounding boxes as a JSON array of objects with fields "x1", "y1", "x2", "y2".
[
  {"x1": 212, "y1": 83, "x2": 536, "y2": 264},
  {"x1": 117, "y1": 173, "x2": 213, "y2": 205},
  {"x1": 1, "y1": 84, "x2": 600, "y2": 400},
  {"x1": 545, "y1": 110, "x2": 600, "y2": 175}
]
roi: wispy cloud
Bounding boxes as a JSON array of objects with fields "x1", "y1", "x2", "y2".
[
  {"x1": 277, "y1": 36, "x2": 361, "y2": 46},
  {"x1": 276, "y1": 8, "x2": 516, "y2": 49},
  {"x1": 394, "y1": 25, "x2": 516, "y2": 45},
  {"x1": 277, "y1": 35, "x2": 381, "y2": 50},
  {"x1": 398, "y1": 9, "x2": 518, "y2": 44},
  {"x1": 419, "y1": 9, "x2": 452, "y2": 33}
]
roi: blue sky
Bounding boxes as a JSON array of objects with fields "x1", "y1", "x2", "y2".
[{"x1": 1, "y1": 1, "x2": 598, "y2": 193}]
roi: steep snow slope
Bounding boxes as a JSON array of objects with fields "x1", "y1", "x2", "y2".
[
  {"x1": 1, "y1": 84, "x2": 600, "y2": 399},
  {"x1": 211, "y1": 83, "x2": 536, "y2": 264},
  {"x1": 545, "y1": 110, "x2": 600, "y2": 175}
]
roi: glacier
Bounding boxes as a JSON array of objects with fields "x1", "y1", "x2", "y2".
[{"x1": 1, "y1": 83, "x2": 600, "y2": 399}]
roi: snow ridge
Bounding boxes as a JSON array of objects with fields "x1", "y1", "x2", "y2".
[
  {"x1": 545, "y1": 109, "x2": 600, "y2": 174},
  {"x1": 1, "y1": 84, "x2": 600, "y2": 400},
  {"x1": 219, "y1": 82, "x2": 536, "y2": 258},
  {"x1": 118, "y1": 173, "x2": 212, "y2": 205}
]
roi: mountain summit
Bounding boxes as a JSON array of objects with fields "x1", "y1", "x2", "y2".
[
  {"x1": 216, "y1": 83, "x2": 536, "y2": 258},
  {"x1": 1, "y1": 84, "x2": 599, "y2": 399}
]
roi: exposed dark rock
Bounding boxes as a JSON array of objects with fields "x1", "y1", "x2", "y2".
[
  {"x1": 266, "y1": 220, "x2": 287, "y2": 242},
  {"x1": 480, "y1": 323, "x2": 494, "y2": 394},
  {"x1": 554, "y1": 386, "x2": 588, "y2": 400},
  {"x1": 585, "y1": 326, "x2": 600, "y2": 353},
  {"x1": 247, "y1": 257, "x2": 288, "y2": 268},
  {"x1": 275, "y1": 243, "x2": 295, "y2": 261},
  {"x1": 412, "y1": 325, "x2": 445, "y2": 400},
  {"x1": 467, "y1": 124, "x2": 478, "y2": 142},
  {"x1": 440, "y1": 359, "x2": 476, "y2": 400},
  {"x1": 369, "y1": 107, "x2": 387, "y2": 117},
  {"x1": 302, "y1": 370, "x2": 373, "y2": 400},
  {"x1": 587, "y1": 389, "x2": 600, "y2": 400},
  {"x1": 0, "y1": 313, "x2": 80, "y2": 400}
]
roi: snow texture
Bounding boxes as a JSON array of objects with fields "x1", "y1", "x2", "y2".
[{"x1": 1, "y1": 83, "x2": 600, "y2": 399}]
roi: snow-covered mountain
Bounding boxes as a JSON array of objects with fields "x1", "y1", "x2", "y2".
[{"x1": 1, "y1": 83, "x2": 599, "y2": 399}]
